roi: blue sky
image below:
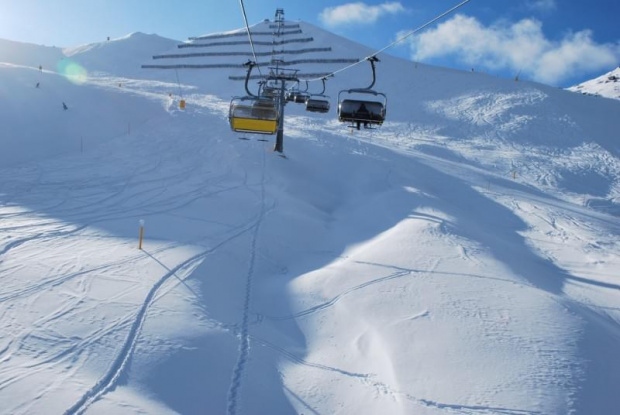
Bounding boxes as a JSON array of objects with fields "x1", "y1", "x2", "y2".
[{"x1": 0, "y1": 0, "x2": 618, "y2": 86}]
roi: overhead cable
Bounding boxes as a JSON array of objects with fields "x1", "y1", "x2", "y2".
[
  {"x1": 238, "y1": 0, "x2": 263, "y2": 77},
  {"x1": 301, "y1": 0, "x2": 472, "y2": 82}
]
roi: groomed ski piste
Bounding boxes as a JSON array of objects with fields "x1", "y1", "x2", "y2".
[{"x1": 1, "y1": 18, "x2": 619, "y2": 415}]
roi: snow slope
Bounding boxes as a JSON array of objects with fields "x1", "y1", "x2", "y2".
[
  {"x1": 0, "y1": 63, "x2": 171, "y2": 167},
  {"x1": 568, "y1": 66, "x2": 620, "y2": 101},
  {"x1": 1, "y1": 18, "x2": 619, "y2": 415}
]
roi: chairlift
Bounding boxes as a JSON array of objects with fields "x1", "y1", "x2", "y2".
[
  {"x1": 338, "y1": 91, "x2": 386, "y2": 128},
  {"x1": 305, "y1": 77, "x2": 330, "y2": 114},
  {"x1": 292, "y1": 92, "x2": 310, "y2": 104},
  {"x1": 261, "y1": 82, "x2": 280, "y2": 99},
  {"x1": 337, "y1": 56, "x2": 387, "y2": 129},
  {"x1": 305, "y1": 98, "x2": 330, "y2": 113},
  {"x1": 286, "y1": 80, "x2": 310, "y2": 104},
  {"x1": 229, "y1": 96, "x2": 279, "y2": 135},
  {"x1": 229, "y1": 61, "x2": 279, "y2": 135}
]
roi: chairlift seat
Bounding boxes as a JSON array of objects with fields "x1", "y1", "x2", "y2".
[
  {"x1": 338, "y1": 84, "x2": 387, "y2": 127},
  {"x1": 338, "y1": 99, "x2": 385, "y2": 124},
  {"x1": 293, "y1": 93, "x2": 309, "y2": 104},
  {"x1": 305, "y1": 98, "x2": 330, "y2": 113},
  {"x1": 263, "y1": 86, "x2": 279, "y2": 98},
  {"x1": 229, "y1": 97, "x2": 279, "y2": 135}
]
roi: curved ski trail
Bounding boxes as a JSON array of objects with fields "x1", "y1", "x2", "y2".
[{"x1": 64, "y1": 223, "x2": 258, "y2": 415}]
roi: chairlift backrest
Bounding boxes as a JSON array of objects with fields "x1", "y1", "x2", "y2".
[
  {"x1": 229, "y1": 96, "x2": 279, "y2": 135},
  {"x1": 262, "y1": 86, "x2": 279, "y2": 98},
  {"x1": 251, "y1": 99, "x2": 278, "y2": 119},
  {"x1": 293, "y1": 92, "x2": 309, "y2": 104},
  {"x1": 337, "y1": 89, "x2": 387, "y2": 124},
  {"x1": 305, "y1": 97, "x2": 330, "y2": 113}
]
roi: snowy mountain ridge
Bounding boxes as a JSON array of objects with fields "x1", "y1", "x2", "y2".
[
  {"x1": 0, "y1": 32, "x2": 178, "y2": 77},
  {"x1": 0, "y1": 17, "x2": 619, "y2": 415},
  {"x1": 568, "y1": 66, "x2": 620, "y2": 100}
]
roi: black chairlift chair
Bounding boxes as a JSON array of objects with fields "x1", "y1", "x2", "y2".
[
  {"x1": 305, "y1": 77, "x2": 331, "y2": 114},
  {"x1": 293, "y1": 92, "x2": 309, "y2": 104},
  {"x1": 338, "y1": 90, "x2": 386, "y2": 129},
  {"x1": 305, "y1": 97, "x2": 330, "y2": 113},
  {"x1": 337, "y1": 56, "x2": 387, "y2": 129},
  {"x1": 262, "y1": 83, "x2": 280, "y2": 99},
  {"x1": 286, "y1": 80, "x2": 310, "y2": 104}
]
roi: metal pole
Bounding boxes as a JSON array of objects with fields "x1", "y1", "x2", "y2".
[
  {"x1": 274, "y1": 78, "x2": 285, "y2": 153},
  {"x1": 138, "y1": 219, "x2": 145, "y2": 250}
]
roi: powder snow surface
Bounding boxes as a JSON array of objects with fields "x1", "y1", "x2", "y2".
[{"x1": 1, "y1": 20, "x2": 619, "y2": 415}]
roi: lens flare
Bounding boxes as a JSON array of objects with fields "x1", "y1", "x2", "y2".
[{"x1": 57, "y1": 59, "x2": 88, "y2": 85}]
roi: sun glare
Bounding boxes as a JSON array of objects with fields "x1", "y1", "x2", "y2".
[{"x1": 57, "y1": 59, "x2": 88, "y2": 85}]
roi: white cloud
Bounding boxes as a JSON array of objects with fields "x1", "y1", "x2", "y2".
[
  {"x1": 526, "y1": 0, "x2": 557, "y2": 12},
  {"x1": 320, "y1": 2, "x2": 405, "y2": 27},
  {"x1": 406, "y1": 14, "x2": 619, "y2": 85}
]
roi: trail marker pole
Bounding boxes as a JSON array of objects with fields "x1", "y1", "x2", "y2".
[
  {"x1": 80, "y1": 136, "x2": 83, "y2": 154},
  {"x1": 138, "y1": 219, "x2": 145, "y2": 250}
]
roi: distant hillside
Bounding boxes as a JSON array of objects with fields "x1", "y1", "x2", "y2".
[
  {"x1": 65, "y1": 32, "x2": 179, "y2": 77},
  {"x1": 0, "y1": 32, "x2": 178, "y2": 77},
  {"x1": 568, "y1": 67, "x2": 620, "y2": 100},
  {"x1": 0, "y1": 38, "x2": 64, "y2": 70}
]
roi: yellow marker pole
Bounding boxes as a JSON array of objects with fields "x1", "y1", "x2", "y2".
[{"x1": 138, "y1": 219, "x2": 145, "y2": 250}]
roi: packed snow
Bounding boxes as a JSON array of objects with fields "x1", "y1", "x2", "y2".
[{"x1": 1, "y1": 18, "x2": 619, "y2": 415}]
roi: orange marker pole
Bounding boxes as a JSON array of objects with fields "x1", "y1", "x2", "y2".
[{"x1": 138, "y1": 219, "x2": 145, "y2": 250}]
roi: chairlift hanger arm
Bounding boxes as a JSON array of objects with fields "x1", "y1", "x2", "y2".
[
  {"x1": 307, "y1": 77, "x2": 328, "y2": 96},
  {"x1": 366, "y1": 56, "x2": 379, "y2": 90},
  {"x1": 244, "y1": 61, "x2": 258, "y2": 97}
]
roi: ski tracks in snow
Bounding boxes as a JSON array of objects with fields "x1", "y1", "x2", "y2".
[
  {"x1": 263, "y1": 259, "x2": 440, "y2": 322},
  {"x1": 226, "y1": 149, "x2": 268, "y2": 415},
  {"x1": 64, "y1": 218, "x2": 261, "y2": 415},
  {"x1": 265, "y1": 269, "x2": 412, "y2": 321}
]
